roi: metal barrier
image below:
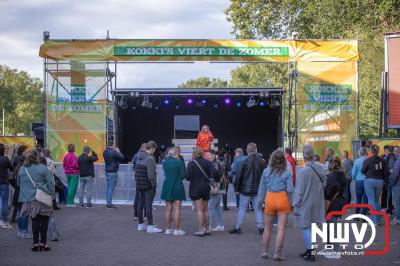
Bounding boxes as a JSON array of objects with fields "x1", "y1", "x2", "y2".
[{"x1": 54, "y1": 163, "x2": 238, "y2": 206}]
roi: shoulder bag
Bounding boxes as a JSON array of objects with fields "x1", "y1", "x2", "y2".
[
  {"x1": 24, "y1": 167, "x2": 53, "y2": 207},
  {"x1": 193, "y1": 160, "x2": 220, "y2": 195},
  {"x1": 308, "y1": 165, "x2": 337, "y2": 212}
]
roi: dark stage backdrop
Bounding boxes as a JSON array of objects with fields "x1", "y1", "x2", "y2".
[{"x1": 118, "y1": 104, "x2": 281, "y2": 162}]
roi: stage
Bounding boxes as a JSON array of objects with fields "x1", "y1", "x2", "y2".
[{"x1": 113, "y1": 87, "x2": 284, "y2": 162}]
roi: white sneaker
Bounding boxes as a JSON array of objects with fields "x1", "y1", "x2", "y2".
[
  {"x1": 5, "y1": 223, "x2": 13, "y2": 229},
  {"x1": 147, "y1": 225, "x2": 162, "y2": 233},
  {"x1": 212, "y1": 225, "x2": 225, "y2": 232},
  {"x1": 173, "y1": 229, "x2": 186, "y2": 236},
  {"x1": 137, "y1": 223, "x2": 148, "y2": 231},
  {"x1": 165, "y1": 229, "x2": 174, "y2": 235},
  {"x1": 0, "y1": 221, "x2": 12, "y2": 229}
]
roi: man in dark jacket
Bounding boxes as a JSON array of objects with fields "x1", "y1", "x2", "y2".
[
  {"x1": 382, "y1": 145, "x2": 396, "y2": 214},
  {"x1": 230, "y1": 143, "x2": 266, "y2": 235},
  {"x1": 103, "y1": 141, "x2": 124, "y2": 209},
  {"x1": 389, "y1": 154, "x2": 400, "y2": 224},
  {"x1": 361, "y1": 144, "x2": 389, "y2": 224},
  {"x1": 132, "y1": 143, "x2": 147, "y2": 219},
  {"x1": 78, "y1": 146, "x2": 98, "y2": 208},
  {"x1": 135, "y1": 141, "x2": 162, "y2": 233},
  {"x1": 0, "y1": 144, "x2": 13, "y2": 229}
]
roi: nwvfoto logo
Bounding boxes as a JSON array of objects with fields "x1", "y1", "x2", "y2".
[{"x1": 311, "y1": 204, "x2": 390, "y2": 256}]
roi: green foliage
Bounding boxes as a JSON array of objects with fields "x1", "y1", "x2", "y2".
[
  {"x1": 225, "y1": 0, "x2": 400, "y2": 139},
  {"x1": 0, "y1": 65, "x2": 43, "y2": 135},
  {"x1": 178, "y1": 76, "x2": 228, "y2": 88}
]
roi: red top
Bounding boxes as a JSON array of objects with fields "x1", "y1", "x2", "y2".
[
  {"x1": 196, "y1": 131, "x2": 214, "y2": 151},
  {"x1": 286, "y1": 154, "x2": 297, "y2": 186}
]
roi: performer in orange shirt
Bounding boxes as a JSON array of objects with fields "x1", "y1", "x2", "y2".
[{"x1": 196, "y1": 125, "x2": 214, "y2": 151}]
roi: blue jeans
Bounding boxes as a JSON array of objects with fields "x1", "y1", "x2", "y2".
[
  {"x1": 344, "y1": 180, "x2": 352, "y2": 204},
  {"x1": 105, "y1": 172, "x2": 118, "y2": 205},
  {"x1": 208, "y1": 194, "x2": 223, "y2": 228},
  {"x1": 79, "y1": 176, "x2": 94, "y2": 205},
  {"x1": 392, "y1": 186, "x2": 400, "y2": 220},
  {"x1": 355, "y1": 180, "x2": 368, "y2": 214},
  {"x1": 364, "y1": 178, "x2": 383, "y2": 224},
  {"x1": 235, "y1": 194, "x2": 264, "y2": 229},
  {"x1": 303, "y1": 227, "x2": 312, "y2": 249},
  {"x1": 0, "y1": 184, "x2": 9, "y2": 223}
]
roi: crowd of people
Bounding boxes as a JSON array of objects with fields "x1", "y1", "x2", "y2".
[{"x1": 0, "y1": 126, "x2": 399, "y2": 261}]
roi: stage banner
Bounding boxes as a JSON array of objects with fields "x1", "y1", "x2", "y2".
[
  {"x1": 371, "y1": 138, "x2": 400, "y2": 155},
  {"x1": 47, "y1": 101, "x2": 106, "y2": 162},
  {"x1": 0, "y1": 136, "x2": 35, "y2": 158},
  {"x1": 296, "y1": 61, "x2": 358, "y2": 163},
  {"x1": 39, "y1": 39, "x2": 359, "y2": 62},
  {"x1": 46, "y1": 62, "x2": 107, "y2": 162},
  {"x1": 385, "y1": 33, "x2": 400, "y2": 128}
]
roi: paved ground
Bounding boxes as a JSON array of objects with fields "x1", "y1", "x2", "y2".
[{"x1": 0, "y1": 205, "x2": 399, "y2": 266}]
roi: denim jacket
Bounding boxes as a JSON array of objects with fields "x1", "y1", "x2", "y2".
[
  {"x1": 257, "y1": 166, "x2": 294, "y2": 204},
  {"x1": 352, "y1": 156, "x2": 366, "y2": 181}
]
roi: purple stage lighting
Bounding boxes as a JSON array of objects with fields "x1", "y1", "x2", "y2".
[
  {"x1": 164, "y1": 99, "x2": 170, "y2": 105},
  {"x1": 187, "y1": 98, "x2": 194, "y2": 104},
  {"x1": 224, "y1": 98, "x2": 232, "y2": 104}
]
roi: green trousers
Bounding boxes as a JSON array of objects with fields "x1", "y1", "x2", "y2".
[{"x1": 66, "y1": 175, "x2": 79, "y2": 205}]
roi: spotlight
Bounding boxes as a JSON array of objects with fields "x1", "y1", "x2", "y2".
[
  {"x1": 247, "y1": 96, "x2": 257, "y2": 108},
  {"x1": 141, "y1": 96, "x2": 153, "y2": 109},
  {"x1": 201, "y1": 99, "x2": 207, "y2": 104},
  {"x1": 259, "y1": 101, "x2": 266, "y2": 107},
  {"x1": 224, "y1": 97, "x2": 232, "y2": 104},
  {"x1": 175, "y1": 105, "x2": 180, "y2": 110},
  {"x1": 163, "y1": 98, "x2": 170, "y2": 105},
  {"x1": 118, "y1": 96, "x2": 128, "y2": 110},
  {"x1": 235, "y1": 101, "x2": 242, "y2": 108},
  {"x1": 270, "y1": 97, "x2": 281, "y2": 109},
  {"x1": 213, "y1": 99, "x2": 219, "y2": 109},
  {"x1": 187, "y1": 98, "x2": 194, "y2": 105}
]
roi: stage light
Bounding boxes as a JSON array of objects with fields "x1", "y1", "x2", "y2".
[
  {"x1": 141, "y1": 96, "x2": 152, "y2": 109},
  {"x1": 118, "y1": 97, "x2": 128, "y2": 110},
  {"x1": 235, "y1": 101, "x2": 242, "y2": 108},
  {"x1": 224, "y1": 98, "x2": 232, "y2": 104},
  {"x1": 163, "y1": 99, "x2": 170, "y2": 105},
  {"x1": 247, "y1": 96, "x2": 257, "y2": 108},
  {"x1": 270, "y1": 97, "x2": 281, "y2": 109},
  {"x1": 187, "y1": 98, "x2": 194, "y2": 104},
  {"x1": 175, "y1": 105, "x2": 180, "y2": 110},
  {"x1": 214, "y1": 104, "x2": 218, "y2": 108},
  {"x1": 259, "y1": 101, "x2": 266, "y2": 107},
  {"x1": 201, "y1": 99, "x2": 207, "y2": 104}
]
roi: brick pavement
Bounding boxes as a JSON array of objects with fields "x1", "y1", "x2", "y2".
[{"x1": 0, "y1": 205, "x2": 399, "y2": 266}]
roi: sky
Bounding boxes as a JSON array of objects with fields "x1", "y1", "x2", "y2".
[{"x1": 0, "y1": 0, "x2": 239, "y2": 88}]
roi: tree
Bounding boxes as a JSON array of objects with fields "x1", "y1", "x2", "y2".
[
  {"x1": 225, "y1": 0, "x2": 400, "y2": 139},
  {"x1": 178, "y1": 76, "x2": 228, "y2": 88},
  {"x1": 0, "y1": 65, "x2": 43, "y2": 135}
]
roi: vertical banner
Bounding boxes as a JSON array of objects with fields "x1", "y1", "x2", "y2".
[
  {"x1": 46, "y1": 62, "x2": 107, "y2": 162},
  {"x1": 297, "y1": 61, "x2": 358, "y2": 162},
  {"x1": 386, "y1": 34, "x2": 400, "y2": 128}
]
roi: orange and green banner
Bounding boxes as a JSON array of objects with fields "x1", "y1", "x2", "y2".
[
  {"x1": 0, "y1": 136, "x2": 35, "y2": 158},
  {"x1": 296, "y1": 61, "x2": 358, "y2": 163},
  {"x1": 47, "y1": 101, "x2": 106, "y2": 162},
  {"x1": 371, "y1": 139, "x2": 400, "y2": 155},
  {"x1": 39, "y1": 39, "x2": 359, "y2": 62}
]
